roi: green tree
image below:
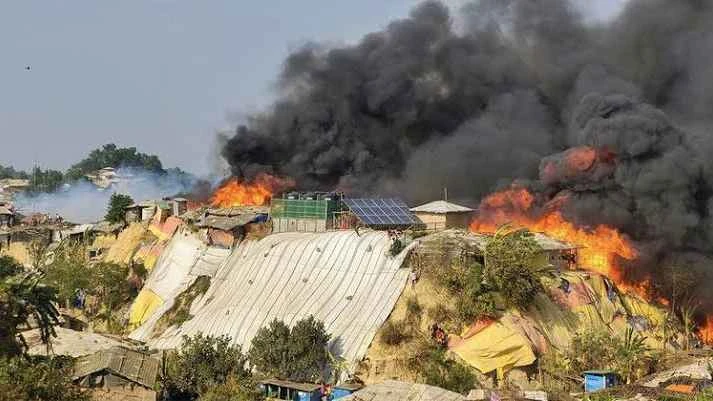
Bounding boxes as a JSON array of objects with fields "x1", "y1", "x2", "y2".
[
  {"x1": 249, "y1": 316, "x2": 331, "y2": 382},
  {"x1": 27, "y1": 167, "x2": 65, "y2": 193},
  {"x1": 105, "y1": 193, "x2": 133, "y2": 223},
  {"x1": 248, "y1": 319, "x2": 291, "y2": 379},
  {"x1": 287, "y1": 316, "x2": 331, "y2": 382},
  {"x1": 0, "y1": 356, "x2": 89, "y2": 401},
  {"x1": 42, "y1": 244, "x2": 91, "y2": 309},
  {"x1": 165, "y1": 334, "x2": 252, "y2": 400},
  {"x1": 88, "y1": 262, "x2": 134, "y2": 331},
  {"x1": 65, "y1": 143, "x2": 165, "y2": 181},
  {"x1": 484, "y1": 227, "x2": 544, "y2": 309},
  {"x1": 0, "y1": 256, "x2": 60, "y2": 357},
  {"x1": 0, "y1": 164, "x2": 29, "y2": 180}
]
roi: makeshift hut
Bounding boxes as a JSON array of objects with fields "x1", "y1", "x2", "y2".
[
  {"x1": 410, "y1": 200, "x2": 474, "y2": 230},
  {"x1": 73, "y1": 346, "x2": 160, "y2": 401},
  {"x1": 198, "y1": 206, "x2": 267, "y2": 248}
]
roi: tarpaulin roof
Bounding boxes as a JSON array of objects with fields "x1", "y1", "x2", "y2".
[{"x1": 339, "y1": 380, "x2": 465, "y2": 401}]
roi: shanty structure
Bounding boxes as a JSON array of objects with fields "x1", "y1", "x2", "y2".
[
  {"x1": 340, "y1": 198, "x2": 425, "y2": 230},
  {"x1": 338, "y1": 380, "x2": 466, "y2": 401},
  {"x1": 270, "y1": 192, "x2": 343, "y2": 233},
  {"x1": 197, "y1": 206, "x2": 268, "y2": 248},
  {"x1": 260, "y1": 379, "x2": 322, "y2": 401},
  {"x1": 73, "y1": 346, "x2": 160, "y2": 401},
  {"x1": 410, "y1": 200, "x2": 474, "y2": 230},
  {"x1": 0, "y1": 205, "x2": 14, "y2": 228},
  {"x1": 467, "y1": 231, "x2": 578, "y2": 271},
  {"x1": 0, "y1": 178, "x2": 30, "y2": 193}
]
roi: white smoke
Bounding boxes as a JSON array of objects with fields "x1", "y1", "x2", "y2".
[{"x1": 14, "y1": 168, "x2": 196, "y2": 223}]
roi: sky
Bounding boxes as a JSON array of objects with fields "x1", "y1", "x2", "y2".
[{"x1": 0, "y1": 0, "x2": 626, "y2": 177}]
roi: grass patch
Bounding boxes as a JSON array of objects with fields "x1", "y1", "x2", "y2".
[
  {"x1": 152, "y1": 275, "x2": 211, "y2": 337},
  {"x1": 380, "y1": 321, "x2": 411, "y2": 346}
]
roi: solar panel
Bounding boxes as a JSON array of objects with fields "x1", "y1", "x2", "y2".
[{"x1": 343, "y1": 198, "x2": 423, "y2": 227}]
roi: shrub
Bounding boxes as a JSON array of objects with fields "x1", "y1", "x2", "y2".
[
  {"x1": 406, "y1": 297, "x2": 423, "y2": 322},
  {"x1": 0, "y1": 356, "x2": 89, "y2": 401},
  {"x1": 105, "y1": 193, "x2": 133, "y2": 224},
  {"x1": 164, "y1": 334, "x2": 251, "y2": 400},
  {"x1": 380, "y1": 321, "x2": 410, "y2": 346},
  {"x1": 413, "y1": 344, "x2": 477, "y2": 394},
  {"x1": 199, "y1": 376, "x2": 264, "y2": 401},
  {"x1": 249, "y1": 316, "x2": 331, "y2": 382}
]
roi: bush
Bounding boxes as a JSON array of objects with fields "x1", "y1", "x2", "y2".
[
  {"x1": 413, "y1": 344, "x2": 477, "y2": 394},
  {"x1": 165, "y1": 334, "x2": 251, "y2": 400},
  {"x1": 0, "y1": 356, "x2": 89, "y2": 401},
  {"x1": 380, "y1": 321, "x2": 410, "y2": 346},
  {"x1": 248, "y1": 316, "x2": 331, "y2": 383},
  {"x1": 199, "y1": 376, "x2": 264, "y2": 401},
  {"x1": 484, "y1": 228, "x2": 544, "y2": 310},
  {"x1": 406, "y1": 297, "x2": 423, "y2": 322}
]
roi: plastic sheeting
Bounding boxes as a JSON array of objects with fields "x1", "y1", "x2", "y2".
[
  {"x1": 449, "y1": 321, "x2": 536, "y2": 373},
  {"x1": 127, "y1": 229, "x2": 230, "y2": 333},
  {"x1": 130, "y1": 230, "x2": 412, "y2": 370}
]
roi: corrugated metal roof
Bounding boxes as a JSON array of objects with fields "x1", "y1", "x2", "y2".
[
  {"x1": 73, "y1": 346, "x2": 160, "y2": 389},
  {"x1": 130, "y1": 230, "x2": 414, "y2": 373},
  {"x1": 260, "y1": 379, "x2": 321, "y2": 392},
  {"x1": 410, "y1": 200, "x2": 474, "y2": 214},
  {"x1": 199, "y1": 214, "x2": 258, "y2": 231},
  {"x1": 339, "y1": 381, "x2": 465, "y2": 401},
  {"x1": 208, "y1": 206, "x2": 269, "y2": 216}
]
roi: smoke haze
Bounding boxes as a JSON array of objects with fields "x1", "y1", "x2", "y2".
[
  {"x1": 222, "y1": 0, "x2": 713, "y2": 304},
  {"x1": 14, "y1": 168, "x2": 196, "y2": 223}
]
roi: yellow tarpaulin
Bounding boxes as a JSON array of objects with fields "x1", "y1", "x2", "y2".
[
  {"x1": 450, "y1": 322, "x2": 536, "y2": 373},
  {"x1": 128, "y1": 289, "x2": 163, "y2": 329}
]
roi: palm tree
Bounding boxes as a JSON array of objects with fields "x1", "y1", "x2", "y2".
[{"x1": 0, "y1": 256, "x2": 60, "y2": 356}]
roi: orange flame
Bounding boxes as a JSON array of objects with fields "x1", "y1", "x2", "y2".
[
  {"x1": 698, "y1": 316, "x2": 713, "y2": 345},
  {"x1": 210, "y1": 173, "x2": 294, "y2": 208},
  {"x1": 471, "y1": 186, "x2": 641, "y2": 295}
]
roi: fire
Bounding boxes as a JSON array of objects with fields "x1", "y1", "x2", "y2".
[
  {"x1": 565, "y1": 146, "x2": 597, "y2": 171},
  {"x1": 698, "y1": 316, "x2": 713, "y2": 345},
  {"x1": 210, "y1": 173, "x2": 294, "y2": 208},
  {"x1": 471, "y1": 186, "x2": 640, "y2": 293}
]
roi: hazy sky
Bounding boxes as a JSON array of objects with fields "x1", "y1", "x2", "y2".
[{"x1": 0, "y1": 0, "x2": 626, "y2": 176}]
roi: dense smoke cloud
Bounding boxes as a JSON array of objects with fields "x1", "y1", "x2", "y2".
[
  {"x1": 14, "y1": 168, "x2": 196, "y2": 223},
  {"x1": 222, "y1": 1, "x2": 713, "y2": 304}
]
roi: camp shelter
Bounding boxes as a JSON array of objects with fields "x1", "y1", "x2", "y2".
[
  {"x1": 260, "y1": 379, "x2": 321, "y2": 401},
  {"x1": 410, "y1": 200, "x2": 474, "y2": 230},
  {"x1": 73, "y1": 346, "x2": 159, "y2": 401},
  {"x1": 448, "y1": 320, "x2": 536, "y2": 374},
  {"x1": 468, "y1": 231, "x2": 578, "y2": 271},
  {"x1": 198, "y1": 206, "x2": 267, "y2": 248}
]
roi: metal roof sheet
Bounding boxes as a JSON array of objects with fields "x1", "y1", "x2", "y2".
[
  {"x1": 260, "y1": 379, "x2": 321, "y2": 392},
  {"x1": 199, "y1": 214, "x2": 258, "y2": 231},
  {"x1": 410, "y1": 200, "x2": 474, "y2": 214},
  {"x1": 73, "y1": 346, "x2": 160, "y2": 388}
]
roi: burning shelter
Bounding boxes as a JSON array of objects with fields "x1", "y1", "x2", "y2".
[
  {"x1": 73, "y1": 346, "x2": 160, "y2": 401},
  {"x1": 410, "y1": 200, "x2": 474, "y2": 230},
  {"x1": 470, "y1": 231, "x2": 579, "y2": 271},
  {"x1": 270, "y1": 192, "x2": 343, "y2": 233},
  {"x1": 197, "y1": 206, "x2": 269, "y2": 248}
]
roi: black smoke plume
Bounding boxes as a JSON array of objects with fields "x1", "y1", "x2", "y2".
[{"x1": 222, "y1": 1, "x2": 713, "y2": 309}]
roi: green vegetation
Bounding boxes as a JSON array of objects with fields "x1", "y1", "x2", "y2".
[
  {"x1": 164, "y1": 334, "x2": 260, "y2": 401},
  {"x1": 0, "y1": 164, "x2": 29, "y2": 180},
  {"x1": 483, "y1": 227, "x2": 544, "y2": 310},
  {"x1": 0, "y1": 256, "x2": 59, "y2": 356},
  {"x1": 41, "y1": 244, "x2": 92, "y2": 309},
  {"x1": 249, "y1": 316, "x2": 331, "y2": 382},
  {"x1": 105, "y1": 193, "x2": 134, "y2": 224},
  {"x1": 0, "y1": 256, "x2": 87, "y2": 401},
  {"x1": 541, "y1": 328, "x2": 656, "y2": 392},
  {"x1": 65, "y1": 143, "x2": 164, "y2": 181},
  {"x1": 0, "y1": 356, "x2": 89, "y2": 401},
  {"x1": 416, "y1": 346, "x2": 477, "y2": 395},
  {"x1": 380, "y1": 321, "x2": 411, "y2": 346}
]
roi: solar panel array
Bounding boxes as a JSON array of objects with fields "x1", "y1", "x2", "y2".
[{"x1": 343, "y1": 198, "x2": 423, "y2": 227}]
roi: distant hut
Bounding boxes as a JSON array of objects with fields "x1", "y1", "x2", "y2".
[
  {"x1": 73, "y1": 347, "x2": 159, "y2": 401},
  {"x1": 410, "y1": 200, "x2": 474, "y2": 231},
  {"x1": 0, "y1": 205, "x2": 14, "y2": 228},
  {"x1": 198, "y1": 206, "x2": 269, "y2": 248}
]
